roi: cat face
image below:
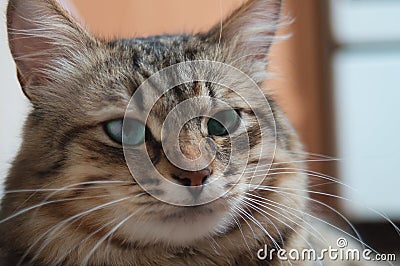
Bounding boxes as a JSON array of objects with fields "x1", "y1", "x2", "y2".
[{"x1": 3, "y1": 0, "x2": 307, "y2": 255}]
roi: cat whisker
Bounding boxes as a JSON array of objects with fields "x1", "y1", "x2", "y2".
[
  {"x1": 54, "y1": 217, "x2": 119, "y2": 266},
  {"x1": 249, "y1": 192, "x2": 398, "y2": 266},
  {"x1": 308, "y1": 181, "x2": 339, "y2": 188},
  {"x1": 237, "y1": 204, "x2": 282, "y2": 253},
  {"x1": 245, "y1": 170, "x2": 353, "y2": 190},
  {"x1": 13, "y1": 175, "x2": 67, "y2": 211},
  {"x1": 246, "y1": 189, "x2": 388, "y2": 257},
  {"x1": 286, "y1": 150, "x2": 338, "y2": 160},
  {"x1": 86, "y1": 213, "x2": 135, "y2": 263},
  {"x1": 12, "y1": 178, "x2": 130, "y2": 215},
  {"x1": 247, "y1": 166, "x2": 341, "y2": 183},
  {"x1": 104, "y1": 196, "x2": 151, "y2": 262},
  {"x1": 32, "y1": 180, "x2": 128, "y2": 208},
  {"x1": 104, "y1": 227, "x2": 117, "y2": 263},
  {"x1": 253, "y1": 176, "x2": 400, "y2": 237},
  {"x1": 226, "y1": 210, "x2": 252, "y2": 255},
  {"x1": 242, "y1": 198, "x2": 319, "y2": 265},
  {"x1": 244, "y1": 158, "x2": 341, "y2": 172},
  {"x1": 230, "y1": 205, "x2": 286, "y2": 265},
  {"x1": 230, "y1": 206, "x2": 257, "y2": 242},
  {"x1": 27, "y1": 180, "x2": 133, "y2": 219},
  {"x1": 56, "y1": 194, "x2": 146, "y2": 265},
  {"x1": 247, "y1": 201, "x2": 326, "y2": 266},
  {"x1": 1, "y1": 195, "x2": 113, "y2": 225},
  {"x1": 23, "y1": 195, "x2": 136, "y2": 266},
  {"x1": 2, "y1": 180, "x2": 130, "y2": 194},
  {"x1": 242, "y1": 195, "x2": 326, "y2": 244},
  {"x1": 206, "y1": 236, "x2": 224, "y2": 257},
  {"x1": 246, "y1": 191, "x2": 332, "y2": 247},
  {"x1": 249, "y1": 183, "x2": 383, "y2": 213},
  {"x1": 241, "y1": 198, "x2": 285, "y2": 245},
  {"x1": 81, "y1": 208, "x2": 143, "y2": 266}
]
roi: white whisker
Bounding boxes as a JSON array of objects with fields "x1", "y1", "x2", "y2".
[
  {"x1": 81, "y1": 210, "x2": 140, "y2": 266},
  {"x1": 21, "y1": 196, "x2": 133, "y2": 266},
  {"x1": 243, "y1": 195, "x2": 326, "y2": 243},
  {"x1": 3, "y1": 181, "x2": 130, "y2": 195},
  {"x1": 238, "y1": 205, "x2": 282, "y2": 252},
  {"x1": 1, "y1": 195, "x2": 110, "y2": 225},
  {"x1": 246, "y1": 188, "x2": 388, "y2": 257}
]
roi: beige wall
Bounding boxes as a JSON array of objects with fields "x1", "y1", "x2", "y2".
[{"x1": 70, "y1": 0, "x2": 246, "y2": 38}]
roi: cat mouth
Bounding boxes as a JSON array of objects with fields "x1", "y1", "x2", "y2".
[
  {"x1": 160, "y1": 205, "x2": 215, "y2": 222},
  {"x1": 119, "y1": 201, "x2": 230, "y2": 246}
]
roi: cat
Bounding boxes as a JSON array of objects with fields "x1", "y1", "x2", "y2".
[{"x1": 0, "y1": 0, "x2": 383, "y2": 265}]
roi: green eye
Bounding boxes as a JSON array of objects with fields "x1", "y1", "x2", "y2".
[
  {"x1": 207, "y1": 110, "x2": 240, "y2": 136},
  {"x1": 105, "y1": 119, "x2": 145, "y2": 146}
]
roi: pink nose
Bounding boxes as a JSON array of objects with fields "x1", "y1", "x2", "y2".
[{"x1": 174, "y1": 168, "x2": 211, "y2": 187}]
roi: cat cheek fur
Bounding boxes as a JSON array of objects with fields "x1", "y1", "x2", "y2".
[{"x1": 0, "y1": 0, "x2": 358, "y2": 265}]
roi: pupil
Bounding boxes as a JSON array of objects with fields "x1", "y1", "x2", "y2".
[
  {"x1": 207, "y1": 110, "x2": 239, "y2": 136},
  {"x1": 209, "y1": 118, "x2": 227, "y2": 136}
]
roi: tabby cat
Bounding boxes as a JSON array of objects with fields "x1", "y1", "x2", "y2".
[{"x1": 0, "y1": 0, "x2": 372, "y2": 265}]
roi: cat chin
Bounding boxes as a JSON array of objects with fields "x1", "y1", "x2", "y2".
[{"x1": 119, "y1": 203, "x2": 233, "y2": 246}]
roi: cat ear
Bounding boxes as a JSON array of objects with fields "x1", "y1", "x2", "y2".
[
  {"x1": 207, "y1": 0, "x2": 282, "y2": 83},
  {"x1": 7, "y1": 0, "x2": 95, "y2": 101}
]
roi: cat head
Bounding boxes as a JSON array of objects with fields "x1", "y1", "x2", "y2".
[{"x1": 5, "y1": 0, "x2": 306, "y2": 251}]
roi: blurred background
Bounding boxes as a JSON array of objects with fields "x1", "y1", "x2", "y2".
[{"x1": 1, "y1": 0, "x2": 399, "y2": 254}]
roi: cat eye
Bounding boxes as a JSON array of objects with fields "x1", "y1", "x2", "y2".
[
  {"x1": 105, "y1": 119, "x2": 145, "y2": 146},
  {"x1": 207, "y1": 110, "x2": 240, "y2": 136}
]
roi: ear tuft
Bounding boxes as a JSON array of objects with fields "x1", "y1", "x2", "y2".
[
  {"x1": 7, "y1": 0, "x2": 95, "y2": 100},
  {"x1": 207, "y1": 0, "x2": 284, "y2": 83}
]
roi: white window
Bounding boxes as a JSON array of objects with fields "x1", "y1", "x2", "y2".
[{"x1": 331, "y1": 0, "x2": 400, "y2": 221}]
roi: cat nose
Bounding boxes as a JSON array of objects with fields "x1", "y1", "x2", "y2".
[
  {"x1": 172, "y1": 168, "x2": 211, "y2": 197},
  {"x1": 174, "y1": 168, "x2": 210, "y2": 187}
]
